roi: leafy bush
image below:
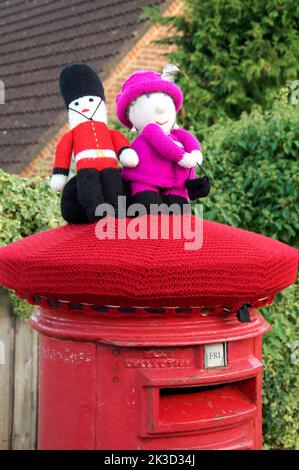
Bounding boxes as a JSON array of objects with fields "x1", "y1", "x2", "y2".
[
  {"x1": 0, "y1": 170, "x2": 62, "y2": 316},
  {"x1": 146, "y1": 0, "x2": 299, "y2": 132},
  {"x1": 0, "y1": 170, "x2": 62, "y2": 244},
  {"x1": 262, "y1": 284, "x2": 299, "y2": 449}
]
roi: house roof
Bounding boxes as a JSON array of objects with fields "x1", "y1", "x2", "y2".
[{"x1": 0, "y1": 0, "x2": 164, "y2": 173}]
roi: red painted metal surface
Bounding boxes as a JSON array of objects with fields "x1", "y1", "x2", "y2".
[{"x1": 31, "y1": 308, "x2": 270, "y2": 450}]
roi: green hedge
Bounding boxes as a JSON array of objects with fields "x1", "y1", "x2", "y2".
[
  {"x1": 0, "y1": 171, "x2": 62, "y2": 244},
  {"x1": 261, "y1": 284, "x2": 299, "y2": 449}
]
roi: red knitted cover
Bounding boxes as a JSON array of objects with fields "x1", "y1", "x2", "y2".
[{"x1": 0, "y1": 215, "x2": 297, "y2": 313}]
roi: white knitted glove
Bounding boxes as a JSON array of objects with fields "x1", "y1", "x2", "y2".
[
  {"x1": 119, "y1": 148, "x2": 139, "y2": 168},
  {"x1": 191, "y1": 149, "x2": 203, "y2": 166},
  {"x1": 50, "y1": 174, "x2": 68, "y2": 192},
  {"x1": 178, "y1": 152, "x2": 197, "y2": 169}
]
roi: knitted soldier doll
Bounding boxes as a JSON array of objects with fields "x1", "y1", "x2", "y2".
[
  {"x1": 50, "y1": 63, "x2": 138, "y2": 223},
  {"x1": 116, "y1": 65, "x2": 210, "y2": 212}
]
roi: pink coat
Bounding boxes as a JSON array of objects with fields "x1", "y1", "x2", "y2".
[{"x1": 121, "y1": 123, "x2": 201, "y2": 188}]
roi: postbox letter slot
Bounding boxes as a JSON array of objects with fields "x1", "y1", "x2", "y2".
[{"x1": 156, "y1": 379, "x2": 257, "y2": 434}]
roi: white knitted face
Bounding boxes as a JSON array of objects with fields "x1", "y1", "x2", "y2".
[
  {"x1": 68, "y1": 95, "x2": 108, "y2": 129},
  {"x1": 128, "y1": 92, "x2": 176, "y2": 133}
]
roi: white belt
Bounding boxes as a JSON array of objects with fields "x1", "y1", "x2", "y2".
[{"x1": 76, "y1": 149, "x2": 117, "y2": 161}]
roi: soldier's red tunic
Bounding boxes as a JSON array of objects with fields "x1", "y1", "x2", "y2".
[{"x1": 53, "y1": 121, "x2": 130, "y2": 175}]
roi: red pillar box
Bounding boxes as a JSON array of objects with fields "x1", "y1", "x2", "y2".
[
  {"x1": 0, "y1": 215, "x2": 297, "y2": 450},
  {"x1": 32, "y1": 307, "x2": 269, "y2": 450}
]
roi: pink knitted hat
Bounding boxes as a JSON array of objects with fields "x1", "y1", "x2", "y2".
[{"x1": 116, "y1": 68, "x2": 184, "y2": 128}]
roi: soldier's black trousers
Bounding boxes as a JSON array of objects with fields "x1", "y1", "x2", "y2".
[{"x1": 61, "y1": 168, "x2": 125, "y2": 224}]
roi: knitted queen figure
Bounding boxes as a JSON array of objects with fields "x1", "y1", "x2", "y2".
[
  {"x1": 116, "y1": 65, "x2": 210, "y2": 211},
  {"x1": 51, "y1": 63, "x2": 138, "y2": 223}
]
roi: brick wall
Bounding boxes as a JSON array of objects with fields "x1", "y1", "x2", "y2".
[{"x1": 21, "y1": 0, "x2": 182, "y2": 178}]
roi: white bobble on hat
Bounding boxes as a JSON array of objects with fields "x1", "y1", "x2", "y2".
[{"x1": 130, "y1": 126, "x2": 137, "y2": 134}]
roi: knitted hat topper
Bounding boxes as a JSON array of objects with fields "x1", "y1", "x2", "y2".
[
  {"x1": 116, "y1": 64, "x2": 184, "y2": 128},
  {"x1": 59, "y1": 63, "x2": 105, "y2": 108},
  {"x1": 0, "y1": 215, "x2": 297, "y2": 312}
]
